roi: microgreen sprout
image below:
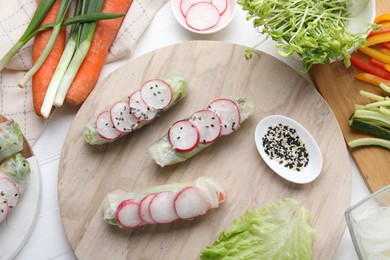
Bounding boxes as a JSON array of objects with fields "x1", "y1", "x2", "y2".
[{"x1": 237, "y1": 0, "x2": 376, "y2": 72}]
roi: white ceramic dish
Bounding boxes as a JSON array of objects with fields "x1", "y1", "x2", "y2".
[
  {"x1": 348, "y1": 0, "x2": 376, "y2": 36},
  {"x1": 0, "y1": 156, "x2": 41, "y2": 259},
  {"x1": 254, "y1": 115, "x2": 323, "y2": 184},
  {"x1": 171, "y1": 0, "x2": 236, "y2": 34}
]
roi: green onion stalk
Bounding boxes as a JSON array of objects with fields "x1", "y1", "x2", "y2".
[
  {"x1": 18, "y1": 0, "x2": 73, "y2": 88},
  {"x1": 53, "y1": 0, "x2": 105, "y2": 107},
  {"x1": 0, "y1": 0, "x2": 56, "y2": 72}
]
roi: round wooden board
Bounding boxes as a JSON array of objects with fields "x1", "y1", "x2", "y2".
[
  {"x1": 0, "y1": 115, "x2": 42, "y2": 259},
  {"x1": 58, "y1": 41, "x2": 351, "y2": 259}
]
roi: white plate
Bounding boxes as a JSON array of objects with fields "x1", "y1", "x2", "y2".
[
  {"x1": 0, "y1": 156, "x2": 42, "y2": 259},
  {"x1": 255, "y1": 115, "x2": 323, "y2": 184},
  {"x1": 171, "y1": 0, "x2": 236, "y2": 34}
]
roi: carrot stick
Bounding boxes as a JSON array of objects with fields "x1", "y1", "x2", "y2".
[
  {"x1": 65, "y1": 0, "x2": 133, "y2": 106},
  {"x1": 32, "y1": 0, "x2": 66, "y2": 117}
]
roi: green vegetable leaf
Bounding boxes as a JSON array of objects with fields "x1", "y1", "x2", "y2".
[{"x1": 200, "y1": 198, "x2": 315, "y2": 260}]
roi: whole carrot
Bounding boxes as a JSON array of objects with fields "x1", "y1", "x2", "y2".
[
  {"x1": 65, "y1": 0, "x2": 133, "y2": 106},
  {"x1": 32, "y1": 0, "x2": 66, "y2": 117}
]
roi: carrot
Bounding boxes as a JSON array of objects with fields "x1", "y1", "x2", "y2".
[
  {"x1": 32, "y1": 0, "x2": 66, "y2": 117},
  {"x1": 65, "y1": 0, "x2": 133, "y2": 106}
]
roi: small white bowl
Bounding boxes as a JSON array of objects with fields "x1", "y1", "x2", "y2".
[
  {"x1": 254, "y1": 115, "x2": 323, "y2": 184},
  {"x1": 171, "y1": 0, "x2": 236, "y2": 34}
]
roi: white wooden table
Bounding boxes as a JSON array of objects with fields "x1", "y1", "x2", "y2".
[{"x1": 15, "y1": 3, "x2": 370, "y2": 259}]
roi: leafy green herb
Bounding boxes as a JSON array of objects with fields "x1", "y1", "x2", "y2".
[{"x1": 237, "y1": 0, "x2": 374, "y2": 71}]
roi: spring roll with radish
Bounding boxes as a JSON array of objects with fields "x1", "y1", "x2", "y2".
[
  {"x1": 103, "y1": 177, "x2": 226, "y2": 228},
  {"x1": 0, "y1": 120, "x2": 23, "y2": 163},
  {"x1": 148, "y1": 97, "x2": 254, "y2": 167},
  {"x1": 0, "y1": 153, "x2": 30, "y2": 224},
  {"x1": 83, "y1": 74, "x2": 189, "y2": 145}
]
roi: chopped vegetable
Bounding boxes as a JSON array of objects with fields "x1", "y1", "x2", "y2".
[
  {"x1": 0, "y1": 120, "x2": 23, "y2": 163},
  {"x1": 103, "y1": 177, "x2": 226, "y2": 228},
  {"x1": 355, "y1": 73, "x2": 390, "y2": 87},
  {"x1": 359, "y1": 47, "x2": 390, "y2": 64},
  {"x1": 83, "y1": 74, "x2": 188, "y2": 145},
  {"x1": 185, "y1": 2, "x2": 221, "y2": 31},
  {"x1": 348, "y1": 137, "x2": 390, "y2": 149},
  {"x1": 200, "y1": 198, "x2": 315, "y2": 260},
  {"x1": 148, "y1": 97, "x2": 253, "y2": 167},
  {"x1": 374, "y1": 13, "x2": 390, "y2": 24},
  {"x1": 366, "y1": 32, "x2": 390, "y2": 46},
  {"x1": 350, "y1": 55, "x2": 390, "y2": 80},
  {"x1": 237, "y1": 0, "x2": 374, "y2": 71},
  {"x1": 64, "y1": 0, "x2": 134, "y2": 106}
]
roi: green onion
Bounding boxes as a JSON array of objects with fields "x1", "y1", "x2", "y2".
[
  {"x1": 40, "y1": 0, "x2": 105, "y2": 117},
  {"x1": 0, "y1": 0, "x2": 56, "y2": 72},
  {"x1": 237, "y1": 0, "x2": 375, "y2": 71},
  {"x1": 18, "y1": 0, "x2": 73, "y2": 88}
]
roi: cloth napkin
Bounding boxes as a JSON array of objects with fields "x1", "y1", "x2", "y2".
[{"x1": 0, "y1": 0, "x2": 168, "y2": 145}]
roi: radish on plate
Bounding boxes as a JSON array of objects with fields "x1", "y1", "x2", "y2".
[
  {"x1": 83, "y1": 74, "x2": 188, "y2": 145},
  {"x1": 0, "y1": 175, "x2": 20, "y2": 209},
  {"x1": 103, "y1": 177, "x2": 226, "y2": 228},
  {"x1": 212, "y1": 0, "x2": 228, "y2": 15},
  {"x1": 185, "y1": 2, "x2": 220, "y2": 31},
  {"x1": 148, "y1": 97, "x2": 253, "y2": 167},
  {"x1": 0, "y1": 198, "x2": 9, "y2": 223},
  {"x1": 180, "y1": 0, "x2": 212, "y2": 16}
]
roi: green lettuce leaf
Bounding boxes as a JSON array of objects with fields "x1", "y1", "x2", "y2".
[{"x1": 200, "y1": 198, "x2": 315, "y2": 260}]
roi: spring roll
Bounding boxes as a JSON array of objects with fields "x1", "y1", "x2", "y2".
[
  {"x1": 0, "y1": 119, "x2": 23, "y2": 162},
  {"x1": 103, "y1": 177, "x2": 226, "y2": 228},
  {"x1": 83, "y1": 74, "x2": 189, "y2": 145},
  {"x1": 148, "y1": 97, "x2": 254, "y2": 167}
]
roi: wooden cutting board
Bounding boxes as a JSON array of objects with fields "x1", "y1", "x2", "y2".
[
  {"x1": 58, "y1": 41, "x2": 351, "y2": 260},
  {"x1": 309, "y1": 0, "x2": 390, "y2": 193}
]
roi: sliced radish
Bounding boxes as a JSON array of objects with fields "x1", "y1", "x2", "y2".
[
  {"x1": 115, "y1": 199, "x2": 142, "y2": 228},
  {"x1": 189, "y1": 109, "x2": 222, "y2": 144},
  {"x1": 96, "y1": 111, "x2": 122, "y2": 140},
  {"x1": 140, "y1": 79, "x2": 173, "y2": 110},
  {"x1": 0, "y1": 198, "x2": 9, "y2": 223},
  {"x1": 149, "y1": 191, "x2": 179, "y2": 224},
  {"x1": 174, "y1": 186, "x2": 211, "y2": 219},
  {"x1": 180, "y1": 0, "x2": 211, "y2": 16},
  {"x1": 139, "y1": 193, "x2": 157, "y2": 224},
  {"x1": 168, "y1": 120, "x2": 200, "y2": 152},
  {"x1": 110, "y1": 101, "x2": 139, "y2": 133},
  {"x1": 211, "y1": 0, "x2": 228, "y2": 15},
  {"x1": 128, "y1": 90, "x2": 157, "y2": 121},
  {"x1": 0, "y1": 175, "x2": 20, "y2": 209},
  {"x1": 207, "y1": 98, "x2": 241, "y2": 136},
  {"x1": 185, "y1": 2, "x2": 220, "y2": 31}
]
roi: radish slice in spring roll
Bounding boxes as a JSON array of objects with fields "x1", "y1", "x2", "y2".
[
  {"x1": 103, "y1": 177, "x2": 226, "y2": 228},
  {"x1": 148, "y1": 97, "x2": 254, "y2": 167}
]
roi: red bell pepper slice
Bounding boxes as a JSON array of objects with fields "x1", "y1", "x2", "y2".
[{"x1": 350, "y1": 55, "x2": 390, "y2": 80}]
